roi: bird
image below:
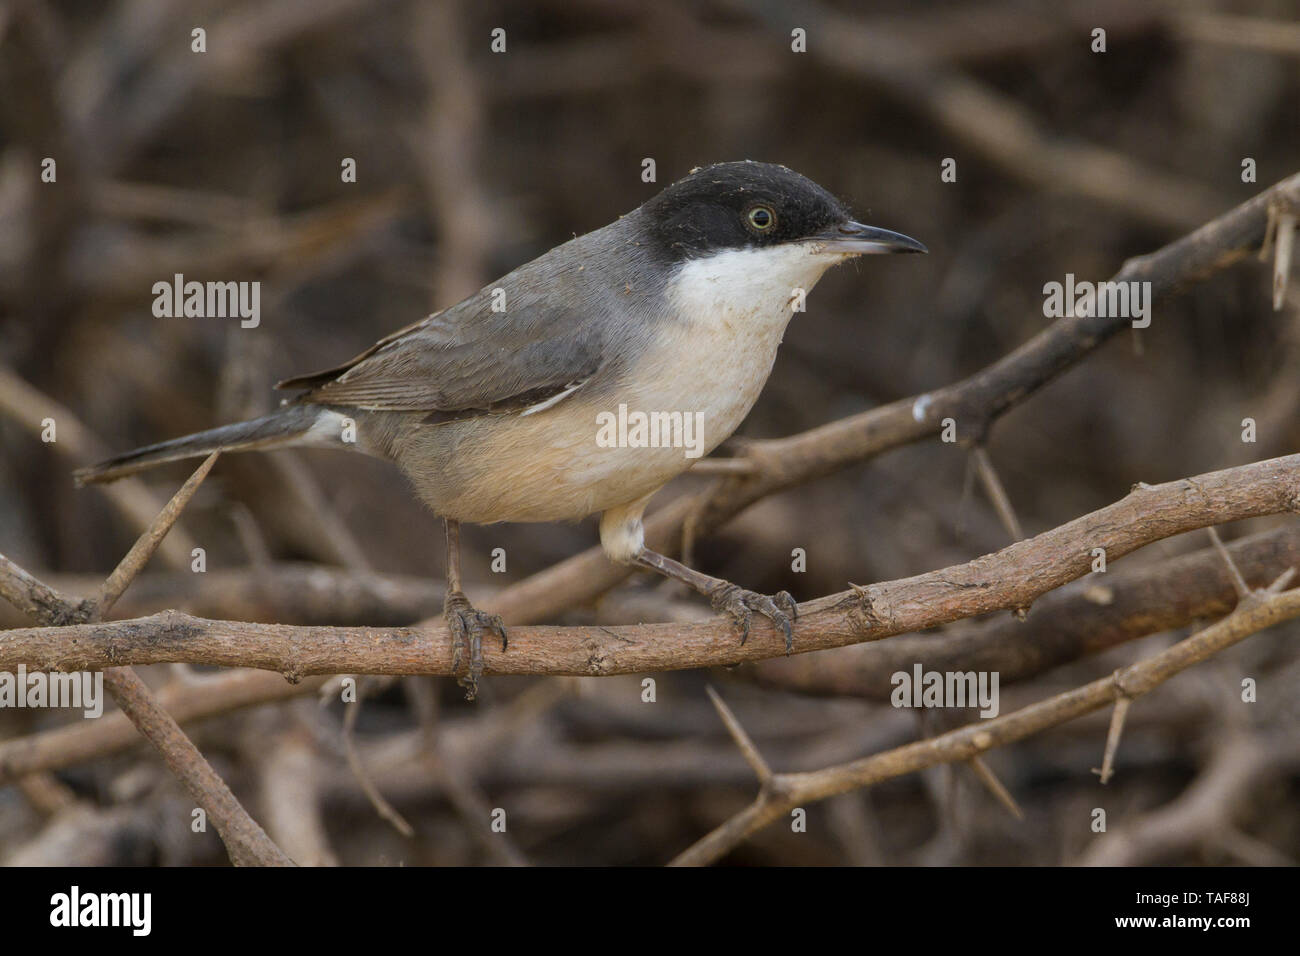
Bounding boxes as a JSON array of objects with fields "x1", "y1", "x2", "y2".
[{"x1": 76, "y1": 161, "x2": 926, "y2": 698}]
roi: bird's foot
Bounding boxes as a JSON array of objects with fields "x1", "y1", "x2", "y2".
[
  {"x1": 444, "y1": 590, "x2": 507, "y2": 701},
  {"x1": 707, "y1": 582, "x2": 798, "y2": 654}
]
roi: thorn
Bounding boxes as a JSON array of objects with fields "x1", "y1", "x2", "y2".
[
  {"x1": 705, "y1": 684, "x2": 772, "y2": 784},
  {"x1": 1266, "y1": 566, "x2": 1298, "y2": 595},
  {"x1": 1266, "y1": 205, "x2": 1296, "y2": 311},
  {"x1": 970, "y1": 445, "x2": 1025, "y2": 543},
  {"x1": 92, "y1": 452, "x2": 221, "y2": 618},
  {"x1": 342, "y1": 693, "x2": 415, "y2": 838},
  {"x1": 1092, "y1": 694, "x2": 1132, "y2": 785},
  {"x1": 1207, "y1": 527, "x2": 1251, "y2": 601},
  {"x1": 955, "y1": 448, "x2": 977, "y2": 538},
  {"x1": 966, "y1": 755, "x2": 1023, "y2": 820}
]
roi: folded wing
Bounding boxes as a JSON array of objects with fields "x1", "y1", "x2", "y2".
[{"x1": 277, "y1": 282, "x2": 604, "y2": 421}]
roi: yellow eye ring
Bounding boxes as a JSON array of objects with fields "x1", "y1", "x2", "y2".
[{"x1": 746, "y1": 205, "x2": 776, "y2": 232}]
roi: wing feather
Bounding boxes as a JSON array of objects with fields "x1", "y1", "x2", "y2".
[{"x1": 277, "y1": 278, "x2": 606, "y2": 418}]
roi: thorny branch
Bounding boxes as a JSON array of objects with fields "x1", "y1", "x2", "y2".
[
  {"x1": 4, "y1": 517, "x2": 1292, "y2": 788},
  {"x1": 4, "y1": 454, "x2": 1296, "y2": 678},
  {"x1": 744, "y1": 522, "x2": 1300, "y2": 698},
  {"x1": 672, "y1": 568, "x2": 1300, "y2": 866},
  {"x1": 0, "y1": 454, "x2": 293, "y2": 866}
]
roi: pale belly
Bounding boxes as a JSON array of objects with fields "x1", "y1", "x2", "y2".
[{"x1": 407, "y1": 330, "x2": 779, "y2": 522}]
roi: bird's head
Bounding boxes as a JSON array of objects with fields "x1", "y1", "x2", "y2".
[{"x1": 641, "y1": 160, "x2": 927, "y2": 263}]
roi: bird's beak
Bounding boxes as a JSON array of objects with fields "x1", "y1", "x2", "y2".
[{"x1": 812, "y1": 220, "x2": 928, "y2": 255}]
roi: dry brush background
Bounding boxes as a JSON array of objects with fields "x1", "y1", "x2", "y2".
[{"x1": 0, "y1": 0, "x2": 1299, "y2": 866}]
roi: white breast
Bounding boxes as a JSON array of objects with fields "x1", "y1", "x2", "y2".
[{"x1": 647, "y1": 242, "x2": 844, "y2": 443}]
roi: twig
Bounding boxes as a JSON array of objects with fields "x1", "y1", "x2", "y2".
[
  {"x1": 92, "y1": 452, "x2": 219, "y2": 618},
  {"x1": 1207, "y1": 526, "x2": 1251, "y2": 601},
  {"x1": 1092, "y1": 694, "x2": 1131, "y2": 785},
  {"x1": 341, "y1": 685, "x2": 415, "y2": 838},
  {"x1": 431, "y1": 751, "x2": 530, "y2": 867},
  {"x1": 672, "y1": 571, "x2": 1300, "y2": 865},
  {"x1": 970, "y1": 445, "x2": 1025, "y2": 542},
  {"x1": 0, "y1": 553, "x2": 90, "y2": 624},
  {"x1": 267, "y1": 454, "x2": 372, "y2": 572},
  {"x1": 100, "y1": 667, "x2": 293, "y2": 865},
  {"x1": 1080, "y1": 731, "x2": 1300, "y2": 865},
  {"x1": 965, "y1": 755, "x2": 1023, "y2": 819},
  {"x1": 1265, "y1": 203, "x2": 1297, "y2": 310},
  {"x1": 0, "y1": 669, "x2": 329, "y2": 784},
  {"x1": 0, "y1": 457, "x2": 293, "y2": 866},
  {"x1": 410, "y1": 0, "x2": 492, "y2": 305},
  {"x1": 5, "y1": 454, "x2": 1297, "y2": 677},
  {"x1": 15, "y1": 772, "x2": 79, "y2": 816},
  {"x1": 744, "y1": 523, "x2": 1300, "y2": 698},
  {"x1": 706, "y1": 686, "x2": 772, "y2": 783},
  {"x1": 257, "y1": 725, "x2": 340, "y2": 866},
  {"x1": 25, "y1": 562, "x2": 446, "y2": 627}
]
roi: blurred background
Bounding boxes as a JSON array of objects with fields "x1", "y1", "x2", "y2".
[{"x1": 0, "y1": 0, "x2": 1298, "y2": 865}]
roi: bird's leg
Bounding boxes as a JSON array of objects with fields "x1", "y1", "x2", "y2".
[
  {"x1": 600, "y1": 499, "x2": 798, "y2": 652},
  {"x1": 633, "y1": 548, "x2": 798, "y2": 654},
  {"x1": 442, "y1": 518, "x2": 507, "y2": 701}
]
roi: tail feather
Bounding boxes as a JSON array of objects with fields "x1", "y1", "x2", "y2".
[{"x1": 74, "y1": 405, "x2": 323, "y2": 485}]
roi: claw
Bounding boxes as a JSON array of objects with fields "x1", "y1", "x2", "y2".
[
  {"x1": 444, "y1": 591, "x2": 508, "y2": 701},
  {"x1": 708, "y1": 583, "x2": 797, "y2": 654}
]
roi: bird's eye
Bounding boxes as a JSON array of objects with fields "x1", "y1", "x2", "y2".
[{"x1": 746, "y1": 205, "x2": 776, "y2": 232}]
